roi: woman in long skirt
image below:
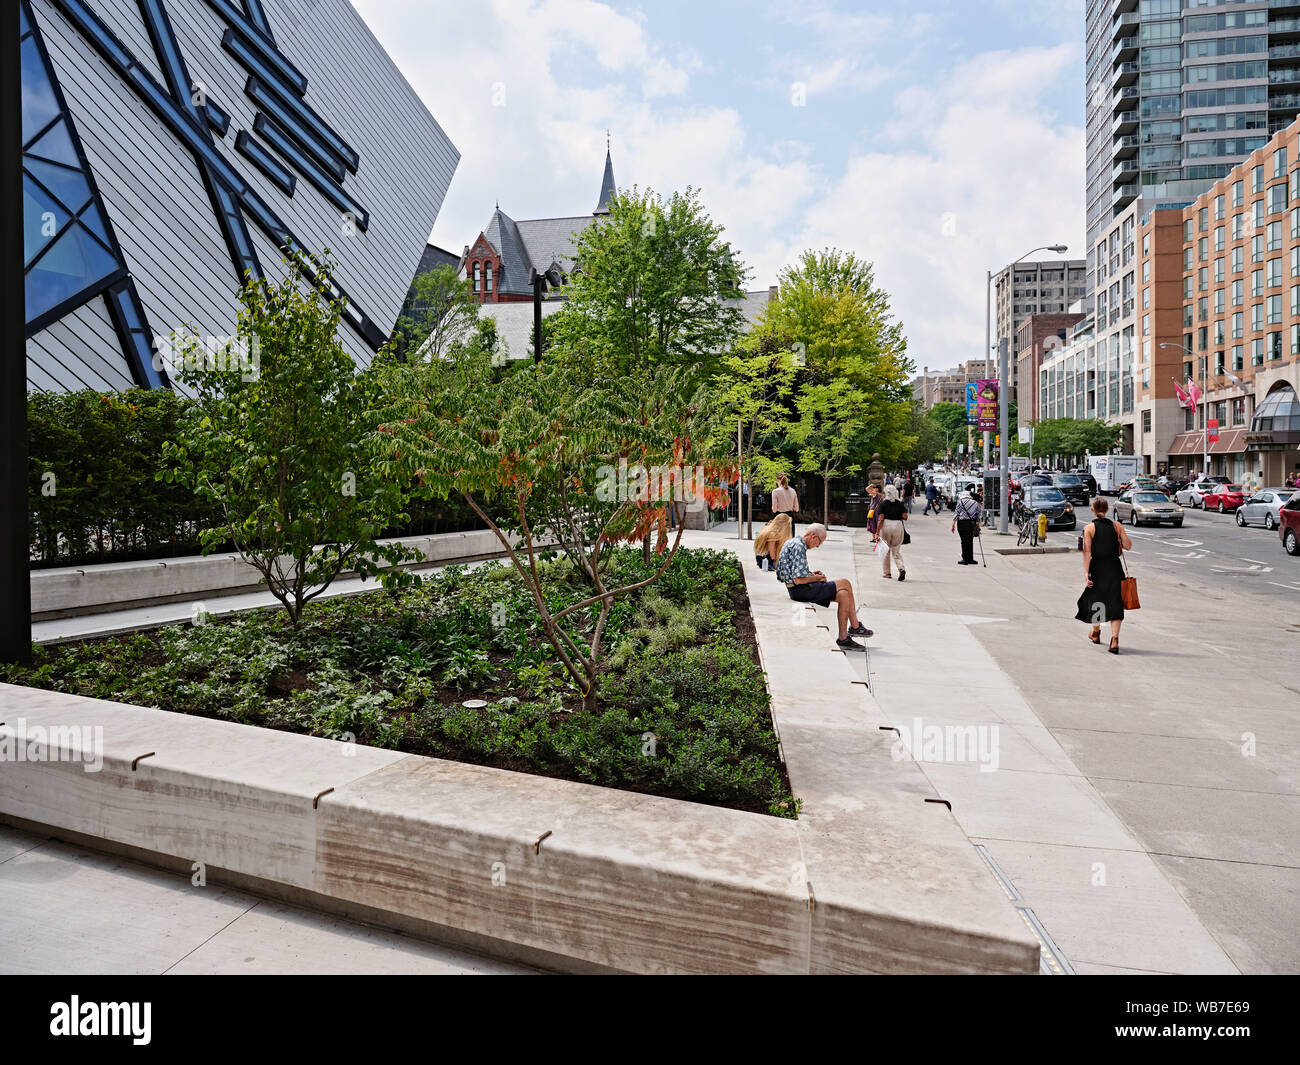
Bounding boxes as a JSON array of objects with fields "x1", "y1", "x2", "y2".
[{"x1": 1075, "y1": 497, "x2": 1133, "y2": 653}]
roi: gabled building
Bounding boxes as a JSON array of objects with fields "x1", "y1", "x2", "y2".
[{"x1": 461, "y1": 149, "x2": 617, "y2": 303}]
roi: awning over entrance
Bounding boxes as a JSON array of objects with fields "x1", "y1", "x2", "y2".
[{"x1": 1167, "y1": 428, "x2": 1247, "y2": 455}]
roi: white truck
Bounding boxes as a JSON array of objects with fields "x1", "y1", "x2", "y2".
[{"x1": 1088, "y1": 454, "x2": 1141, "y2": 494}]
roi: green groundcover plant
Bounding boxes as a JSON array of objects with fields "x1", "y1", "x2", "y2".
[{"x1": 3, "y1": 548, "x2": 799, "y2": 819}]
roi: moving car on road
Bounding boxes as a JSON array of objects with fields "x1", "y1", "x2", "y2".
[
  {"x1": 1021, "y1": 486, "x2": 1077, "y2": 530},
  {"x1": 1282, "y1": 493, "x2": 1300, "y2": 555},
  {"x1": 1236, "y1": 488, "x2": 1297, "y2": 530},
  {"x1": 1050, "y1": 473, "x2": 1091, "y2": 506},
  {"x1": 1201, "y1": 483, "x2": 1247, "y2": 513},
  {"x1": 1114, "y1": 489, "x2": 1185, "y2": 527},
  {"x1": 1174, "y1": 479, "x2": 1221, "y2": 508}
]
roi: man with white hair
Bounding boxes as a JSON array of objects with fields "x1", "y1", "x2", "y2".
[{"x1": 775, "y1": 523, "x2": 872, "y2": 652}]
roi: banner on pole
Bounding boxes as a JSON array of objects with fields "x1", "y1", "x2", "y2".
[
  {"x1": 965, "y1": 383, "x2": 977, "y2": 426},
  {"x1": 1208, "y1": 418, "x2": 1219, "y2": 444},
  {"x1": 976, "y1": 379, "x2": 999, "y2": 432}
]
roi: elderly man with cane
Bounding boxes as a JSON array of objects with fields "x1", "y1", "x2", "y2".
[{"x1": 952, "y1": 488, "x2": 983, "y2": 565}]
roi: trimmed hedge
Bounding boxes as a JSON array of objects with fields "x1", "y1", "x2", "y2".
[{"x1": 27, "y1": 389, "x2": 490, "y2": 568}]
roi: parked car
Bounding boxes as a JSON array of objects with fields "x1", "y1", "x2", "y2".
[
  {"x1": 1021, "y1": 486, "x2": 1076, "y2": 530},
  {"x1": 1174, "y1": 479, "x2": 1220, "y2": 508},
  {"x1": 1201, "y1": 483, "x2": 1247, "y2": 513},
  {"x1": 1050, "y1": 473, "x2": 1091, "y2": 506},
  {"x1": 1114, "y1": 489, "x2": 1184, "y2": 528},
  {"x1": 1237, "y1": 488, "x2": 1298, "y2": 530},
  {"x1": 1282, "y1": 492, "x2": 1300, "y2": 555}
]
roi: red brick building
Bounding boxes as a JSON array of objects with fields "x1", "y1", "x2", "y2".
[
  {"x1": 460, "y1": 150, "x2": 617, "y2": 303},
  {"x1": 1016, "y1": 313, "x2": 1084, "y2": 423}
]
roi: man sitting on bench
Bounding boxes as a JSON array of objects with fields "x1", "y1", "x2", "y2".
[{"x1": 775, "y1": 523, "x2": 872, "y2": 653}]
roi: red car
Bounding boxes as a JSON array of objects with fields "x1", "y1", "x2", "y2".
[
  {"x1": 1282, "y1": 492, "x2": 1300, "y2": 555},
  {"x1": 1201, "y1": 483, "x2": 1247, "y2": 513}
]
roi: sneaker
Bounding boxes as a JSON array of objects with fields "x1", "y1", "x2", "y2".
[
  {"x1": 836, "y1": 637, "x2": 866, "y2": 653},
  {"x1": 848, "y1": 623, "x2": 873, "y2": 637},
  {"x1": 898, "y1": 570, "x2": 906, "y2": 582}
]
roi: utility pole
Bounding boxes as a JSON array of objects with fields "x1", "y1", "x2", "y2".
[
  {"x1": 998, "y1": 338, "x2": 1011, "y2": 535},
  {"x1": 984, "y1": 269, "x2": 991, "y2": 467},
  {"x1": 1, "y1": 2, "x2": 31, "y2": 664}
]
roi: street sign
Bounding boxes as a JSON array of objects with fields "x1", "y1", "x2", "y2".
[{"x1": 1019, "y1": 425, "x2": 1033, "y2": 444}]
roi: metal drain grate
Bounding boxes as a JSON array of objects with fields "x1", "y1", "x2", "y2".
[{"x1": 975, "y1": 845, "x2": 1075, "y2": 975}]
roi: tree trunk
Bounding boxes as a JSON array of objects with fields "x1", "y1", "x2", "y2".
[{"x1": 824, "y1": 476, "x2": 830, "y2": 526}]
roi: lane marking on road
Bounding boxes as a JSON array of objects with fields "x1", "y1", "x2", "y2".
[
  {"x1": 1268, "y1": 581, "x2": 1300, "y2": 592},
  {"x1": 1241, "y1": 558, "x2": 1271, "y2": 565},
  {"x1": 1210, "y1": 564, "x2": 1272, "y2": 574}
]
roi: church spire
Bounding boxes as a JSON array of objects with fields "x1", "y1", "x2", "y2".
[{"x1": 594, "y1": 137, "x2": 616, "y2": 215}]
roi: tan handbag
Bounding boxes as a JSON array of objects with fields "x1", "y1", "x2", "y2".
[{"x1": 1119, "y1": 553, "x2": 1140, "y2": 611}]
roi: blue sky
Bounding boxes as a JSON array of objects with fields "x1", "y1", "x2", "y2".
[{"x1": 350, "y1": 0, "x2": 1087, "y2": 373}]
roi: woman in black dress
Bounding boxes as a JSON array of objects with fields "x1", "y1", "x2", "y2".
[{"x1": 1075, "y1": 497, "x2": 1132, "y2": 653}]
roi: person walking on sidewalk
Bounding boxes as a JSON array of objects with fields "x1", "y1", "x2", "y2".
[
  {"x1": 902, "y1": 474, "x2": 916, "y2": 513},
  {"x1": 1075, "y1": 497, "x2": 1131, "y2": 654},
  {"x1": 952, "y1": 490, "x2": 982, "y2": 565},
  {"x1": 877, "y1": 484, "x2": 908, "y2": 581},
  {"x1": 922, "y1": 478, "x2": 941, "y2": 516},
  {"x1": 775, "y1": 523, "x2": 872, "y2": 652},
  {"x1": 866, "y1": 483, "x2": 882, "y2": 542},
  {"x1": 770, "y1": 474, "x2": 799, "y2": 535}
]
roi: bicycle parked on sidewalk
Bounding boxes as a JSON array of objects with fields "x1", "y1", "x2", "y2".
[{"x1": 1014, "y1": 499, "x2": 1037, "y2": 547}]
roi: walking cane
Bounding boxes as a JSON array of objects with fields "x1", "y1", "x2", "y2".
[{"x1": 976, "y1": 523, "x2": 986, "y2": 568}]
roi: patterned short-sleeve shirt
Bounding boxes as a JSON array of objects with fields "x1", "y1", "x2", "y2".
[{"x1": 776, "y1": 536, "x2": 812, "y2": 586}]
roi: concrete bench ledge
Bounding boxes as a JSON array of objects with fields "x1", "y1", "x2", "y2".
[
  {"x1": 994, "y1": 545, "x2": 1074, "y2": 555},
  {"x1": 30, "y1": 530, "x2": 534, "y2": 620}
]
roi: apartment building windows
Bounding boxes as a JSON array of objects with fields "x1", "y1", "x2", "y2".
[
  {"x1": 1215, "y1": 287, "x2": 1225, "y2": 314},
  {"x1": 1142, "y1": 313, "x2": 1150, "y2": 337},
  {"x1": 1253, "y1": 338, "x2": 1265, "y2": 365},
  {"x1": 1268, "y1": 293, "x2": 1283, "y2": 325},
  {"x1": 1215, "y1": 257, "x2": 1225, "y2": 283},
  {"x1": 1185, "y1": 246, "x2": 1195, "y2": 270},
  {"x1": 1233, "y1": 278, "x2": 1244, "y2": 305},
  {"x1": 1269, "y1": 331, "x2": 1283, "y2": 360},
  {"x1": 1232, "y1": 310, "x2": 1243, "y2": 338},
  {"x1": 1293, "y1": 206, "x2": 1300, "y2": 240},
  {"x1": 1252, "y1": 302, "x2": 1264, "y2": 330},
  {"x1": 1214, "y1": 319, "x2": 1225, "y2": 346},
  {"x1": 1232, "y1": 345, "x2": 1243, "y2": 371},
  {"x1": 1275, "y1": 146, "x2": 1288, "y2": 179},
  {"x1": 1269, "y1": 183, "x2": 1288, "y2": 216},
  {"x1": 1198, "y1": 326, "x2": 1208, "y2": 351},
  {"x1": 1199, "y1": 236, "x2": 1209, "y2": 262},
  {"x1": 1293, "y1": 283, "x2": 1300, "y2": 317},
  {"x1": 1232, "y1": 396, "x2": 1247, "y2": 425},
  {"x1": 1214, "y1": 226, "x2": 1225, "y2": 252},
  {"x1": 1269, "y1": 258, "x2": 1283, "y2": 288},
  {"x1": 1254, "y1": 200, "x2": 1266, "y2": 229},
  {"x1": 1200, "y1": 266, "x2": 1209, "y2": 292},
  {"x1": 1215, "y1": 193, "x2": 1225, "y2": 221},
  {"x1": 1293, "y1": 167, "x2": 1300, "y2": 201},
  {"x1": 1253, "y1": 268, "x2": 1264, "y2": 297},
  {"x1": 1143, "y1": 286, "x2": 1150, "y2": 309},
  {"x1": 1184, "y1": 218, "x2": 1194, "y2": 242},
  {"x1": 1293, "y1": 246, "x2": 1300, "y2": 278},
  {"x1": 1253, "y1": 164, "x2": 1265, "y2": 194},
  {"x1": 1232, "y1": 180, "x2": 1244, "y2": 207},
  {"x1": 1233, "y1": 246, "x2": 1244, "y2": 274},
  {"x1": 1269, "y1": 221, "x2": 1284, "y2": 252},
  {"x1": 1293, "y1": 323, "x2": 1300, "y2": 356},
  {"x1": 1253, "y1": 233, "x2": 1265, "y2": 263},
  {"x1": 1232, "y1": 213, "x2": 1244, "y2": 240},
  {"x1": 1200, "y1": 295, "x2": 1209, "y2": 321}
]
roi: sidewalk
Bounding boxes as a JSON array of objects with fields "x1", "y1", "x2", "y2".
[
  {"x1": 843, "y1": 510, "x2": 1255, "y2": 974},
  {"x1": 0, "y1": 823, "x2": 536, "y2": 975}
]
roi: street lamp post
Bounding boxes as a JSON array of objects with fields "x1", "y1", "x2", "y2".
[{"x1": 986, "y1": 244, "x2": 1069, "y2": 469}]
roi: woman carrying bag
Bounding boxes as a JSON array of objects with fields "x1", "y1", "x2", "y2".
[
  {"x1": 1075, "y1": 497, "x2": 1135, "y2": 654},
  {"x1": 877, "y1": 484, "x2": 908, "y2": 580}
]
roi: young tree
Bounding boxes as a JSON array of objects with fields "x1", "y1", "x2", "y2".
[
  {"x1": 161, "y1": 262, "x2": 419, "y2": 628},
  {"x1": 375, "y1": 343, "x2": 730, "y2": 711},
  {"x1": 786, "y1": 379, "x2": 868, "y2": 523},
  {"x1": 392, "y1": 263, "x2": 479, "y2": 360}
]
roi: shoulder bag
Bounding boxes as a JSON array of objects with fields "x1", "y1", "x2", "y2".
[{"x1": 1119, "y1": 551, "x2": 1141, "y2": 611}]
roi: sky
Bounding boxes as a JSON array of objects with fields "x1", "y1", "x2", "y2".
[{"x1": 350, "y1": 0, "x2": 1088, "y2": 375}]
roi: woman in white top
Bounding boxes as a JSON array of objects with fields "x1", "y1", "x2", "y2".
[{"x1": 771, "y1": 474, "x2": 799, "y2": 534}]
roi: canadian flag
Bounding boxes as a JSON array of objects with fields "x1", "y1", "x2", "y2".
[
  {"x1": 1186, "y1": 377, "x2": 1202, "y2": 406},
  {"x1": 1173, "y1": 378, "x2": 1193, "y2": 408}
]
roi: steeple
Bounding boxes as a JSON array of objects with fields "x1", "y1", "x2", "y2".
[{"x1": 594, "y1": 136, "x2": 616, "y2": 215}]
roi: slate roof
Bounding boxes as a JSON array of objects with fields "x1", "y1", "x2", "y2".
[{"x1": 594, "y1": 149, "x2": 616, "y2": 214}]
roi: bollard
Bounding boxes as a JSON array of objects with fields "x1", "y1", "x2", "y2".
[{"x1": 1037, "y1": 512, "x2": 1048, "y2": 542}]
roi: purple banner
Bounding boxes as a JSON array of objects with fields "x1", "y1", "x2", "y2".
[{"x1": 975, "y1": 378, "x2": 999, "y2": 432}]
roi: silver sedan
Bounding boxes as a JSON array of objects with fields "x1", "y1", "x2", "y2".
[
  {"x1": 1236, "y1": 488, "x2": 1298, "y2": 530},
  {"x1": 1114, "y1": 490, "x2": 1185, "y2": 527},
  {"x1": 1174, "y1": 480, "x2": 1219, "y2": 507}
]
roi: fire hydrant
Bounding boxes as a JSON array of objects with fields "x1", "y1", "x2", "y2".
[{"x1": 1037, "y1": 512, "x2": 1048, "y2": 541}]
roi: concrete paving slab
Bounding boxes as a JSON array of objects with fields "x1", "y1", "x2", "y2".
[
  {"x1": 169, "y1": 898, "x2": 537, "y2": 975},
  {"x1": 1093, "y1": 779, "x2": 1300, "y2": 867},
  {"x1": 971, "y1": 838, "x2": 1237, "y2": 975},
  {"x1": 0, "y1": 824, "x2": 44, "y2": 864},
  {"x1": 1150, "y1": 854, "x2": 1300, "y2": 975}
]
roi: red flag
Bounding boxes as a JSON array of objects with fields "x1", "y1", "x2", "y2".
[
  {"x1": 1186, "y1": 377, "x2": 1202, "y2": 406},
  {"x1": 1172, "y1": 378, "x2": 1192, "y2": 408}
]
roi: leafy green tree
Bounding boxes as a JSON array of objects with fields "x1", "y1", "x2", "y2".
[
  {"x1": 896, "y1": 402, "x2": 945, "y2": 468},
  {"x1": 375, "y1": 342, "x2": 730, "y2": 711},
  {"x1": 391, "y1": 263, "x2": 479, "y2": 360},
  {"x1": 548, "y1": 186, "x2": 749, "y2": 374},
  {"x1": 786, "y1": 379, "x2": 867, "y2": 523},
  {"x1": 929, "y1": 401, "x2": 968, "y2": 438},
  {"x1": 161, "y1": 262, "x2": 419, "y2": 627}
]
